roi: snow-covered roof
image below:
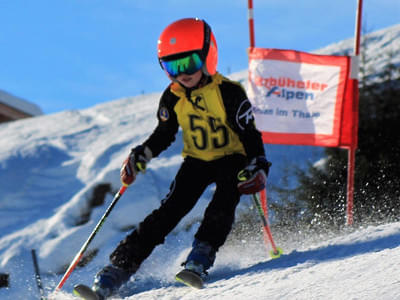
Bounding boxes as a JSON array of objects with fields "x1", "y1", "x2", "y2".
[{"x1": 0, "y1": 89, "x2": 43, "y2": 116}]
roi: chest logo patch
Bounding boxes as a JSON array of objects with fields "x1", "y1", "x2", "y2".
[{"x1": 189, "y1": 94, "x2": 207, "y2": 111}]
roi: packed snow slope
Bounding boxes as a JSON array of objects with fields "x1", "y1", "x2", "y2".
[
  {"x1": 0, "y1": 24, "x2": 399, "y2": 300},
  {"x1": 314, "y1": 23, "x2": 400, "y2": 82}
]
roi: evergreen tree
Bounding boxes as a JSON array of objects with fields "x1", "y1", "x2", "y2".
[{"x1": 292, "y1": 66, "x2": 400, "y2": 226}]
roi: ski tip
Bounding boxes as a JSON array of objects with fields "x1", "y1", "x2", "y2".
[
  {"x1": 73, "y1": 284, "x2": 100, "y2": 300},
  {"x1": 175, "y1": 269, "x2": 204, "y2": 289}
]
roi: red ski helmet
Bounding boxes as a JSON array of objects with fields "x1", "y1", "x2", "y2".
[{"x1": 157, "y1": 18, "x2": 218, "y2": 76}]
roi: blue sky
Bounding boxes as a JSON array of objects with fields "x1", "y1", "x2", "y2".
[{"x1": 1, "y1": 1, "x2": 399, "y2": 114}]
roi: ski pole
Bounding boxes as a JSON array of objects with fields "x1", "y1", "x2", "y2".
[
  {"x1": 251, "y1": 192, "x2": 282, "y2": 258},
  {"x1": 237, "y1": 169, "x2": 283, "y2": 259},
  {"x1": 31, "y1": 249, "x2": 46, "y2": 300},
  {"x1": 54, "y1": 185, "x2": 128, "y2": 292}
]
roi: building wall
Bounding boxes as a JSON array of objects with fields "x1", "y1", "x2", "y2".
[
  {"x1": 0, "y1": 102, "x2": 32, "y2": 123},
  {"x1": 0, "y1": 89, "x2": 42, "y2": 124}
]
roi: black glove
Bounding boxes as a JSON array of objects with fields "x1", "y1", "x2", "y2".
[
  {"x1": 120, "y1": 145, "x2": 152, "y2": 186},
  {"x1": 129, "y1": 145, "x2": 152, "y2": 172},
  {"x1": 237, "y1": 156, "x2": 271, "y2": 194}
]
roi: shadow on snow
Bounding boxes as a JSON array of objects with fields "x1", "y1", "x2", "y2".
[
  {"x1": 122, "y1": 229, "x2": 400, "y2": 296},
  {"x1": 210, "y1": 229, "x2": 400, "y2": 282}
]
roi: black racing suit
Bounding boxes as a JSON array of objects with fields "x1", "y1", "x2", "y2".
[{"x1": 110, "y1": 73, "x2": 266, "y2": 273}]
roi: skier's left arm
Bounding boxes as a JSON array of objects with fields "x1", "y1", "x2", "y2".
[
  {"x1": 221, "y1": 81, "x2": 271, "y2": 194},
  {"x1": 221, "y1": 82, "x2": 265, "y2": 160}
]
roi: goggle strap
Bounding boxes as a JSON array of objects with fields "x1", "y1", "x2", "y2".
[{"x1": 201, "y1": 21, "x2": 211, "y2": 62}]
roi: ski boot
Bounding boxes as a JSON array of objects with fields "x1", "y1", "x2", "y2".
[
  {"x1": 175, "y1": 239, "x2": 216, "y2": 289},
  {"x1": 92, "y1": 264, "x2": 131, "y2": 299}
]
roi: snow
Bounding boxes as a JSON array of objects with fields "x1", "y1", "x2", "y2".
[
  {"x1": 0, "y1": 89, "x2": 43, "y2": 116},
  {"x1": 314, "y1": 24, "x2": 400, "y2": 82},
  {"x1": 1, "y1": 25, "x2": 400, "y2": 300}
]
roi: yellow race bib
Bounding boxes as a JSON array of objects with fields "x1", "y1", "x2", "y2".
[{"x1": 171, "y1": 74, "x2": 245, "y2": 161}]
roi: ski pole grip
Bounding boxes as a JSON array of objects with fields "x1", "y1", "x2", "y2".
[
  {"x1": 136, "y1": 161, "x2": 146, "y2": 173},
  {"x1": 238, "y1": 169, "x2": 251, "y2": 182}
]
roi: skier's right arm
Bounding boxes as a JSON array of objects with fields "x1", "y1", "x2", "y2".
[
  {"x1": 142, "y1": 88, "x2": 180, "y2": 157},
  {"x1": 120, "y1": 89, "x2": 179, "y2": 186}
]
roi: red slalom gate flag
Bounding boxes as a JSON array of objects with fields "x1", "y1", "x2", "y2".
[{"x1": 248, "y1": 47, "x2": 358, "y2": 148}]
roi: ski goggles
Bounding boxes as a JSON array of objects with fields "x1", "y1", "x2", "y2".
[{"x1": 160, "y1": 52, "x2": 203, "y2": 77}]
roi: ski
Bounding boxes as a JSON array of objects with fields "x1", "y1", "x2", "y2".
[
  {"x1": 175, "y1": 269, "x2": 204, "y2": 289},
  {"x1": 73, "y1": 284, "x2": 100, "y2": 300}
]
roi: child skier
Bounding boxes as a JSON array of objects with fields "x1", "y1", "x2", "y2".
[{"x1": 87, "y1": 18, "x2": 270, "y2": 299}]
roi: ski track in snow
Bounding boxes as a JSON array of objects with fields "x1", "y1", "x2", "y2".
[{"x1": 48, "y1": 222, "x2": 400, "y2": 300}]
